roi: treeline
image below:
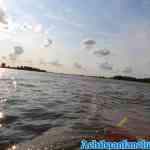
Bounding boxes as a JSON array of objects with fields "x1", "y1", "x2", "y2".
[
  {"x1": 15, "y1": 66, "x2": 47, "y2": 72},
  {"x1": 112, "y1": 76, "x2": 150, "y2": 83},
  {"x1": 98, "y1": 75, "x2": 150, "y2": 83},
  {"x1": 0, "y1": 63, "x2": 46, "y2": 72}
]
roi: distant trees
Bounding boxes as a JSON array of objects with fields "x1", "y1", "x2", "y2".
[
  {"x1": 113, "y1": 76, "x2": 150, "y2": 83},
  {"x1": 1, "y1": 62, "x2": 6, "y2": 68},
  {"x1": 113, "y1": 76, "x2": 137, "y2": 81},
  {"x1": 97, "y1": 75, "x2": 150, "y2": 83},
  {"x1": 0, "y1": 62, "x2": 46, "y2": 72}
]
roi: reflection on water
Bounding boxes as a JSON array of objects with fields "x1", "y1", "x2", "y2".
[
  {"x1": 0, "y1": 98, "x2": 7, "y2": 103},
  {"x1": 0, "y1": 69, "x2": 150, "y2": 149},
  {"x1": 7, "y1": 145, "x2": 16, "y2": 150},
  {"x1": 0, "y1": 112, "x2": 4, "y2": 119}
]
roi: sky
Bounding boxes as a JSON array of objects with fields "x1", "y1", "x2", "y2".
[{"x1": 0, "y1": 0, "x2": 150, "y2": 77}]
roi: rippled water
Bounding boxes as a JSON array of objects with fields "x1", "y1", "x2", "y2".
[{"x1": 0, "y1": 68, "x2": 150, "y2": 149}]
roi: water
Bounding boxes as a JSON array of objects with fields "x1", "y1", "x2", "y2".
[{"x1": 0, "y1": 68, "x2": 150, "y2": 149}]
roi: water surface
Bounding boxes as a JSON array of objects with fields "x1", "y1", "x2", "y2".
[{"x1": 0, "y1": 68, "x2": 150, "y2": 149}]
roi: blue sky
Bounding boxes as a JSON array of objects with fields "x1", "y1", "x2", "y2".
[{"x1": 0, "y1": 0, "x2": 150, "y2": 77}]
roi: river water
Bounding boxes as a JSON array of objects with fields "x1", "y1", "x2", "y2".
[{"x1": 0, "y1": 68, "x2": 150, "y2": 149}]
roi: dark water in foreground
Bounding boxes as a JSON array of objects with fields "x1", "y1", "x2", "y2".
[{"x1": 0, "y1": 68, "x2": 150, "y2": 149}]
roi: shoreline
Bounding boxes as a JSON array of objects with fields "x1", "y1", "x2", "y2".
[
  {"x1": 0, "y1": 66, "x2": 47, "y2": 73},
  {"x1": 0, "y1": 66, "x2": 150, "y2": 84}
]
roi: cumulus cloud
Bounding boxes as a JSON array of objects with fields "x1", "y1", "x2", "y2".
[
  {"x1": 14, "y1": 46, "x2": 24, "y2": 55},
  {"x1": 44, "y1": 37, "x2": 52, "y2": 47},
  {"x1": 49, "y1": 60, "x2": 63, "y2": 67},
  {"x1": 9, "y1": 46, "x2": 24, "y2": 61},
  {"x1": 33, "y1": 24, "x2": 53, "y2": 47},
  {"x1": 100, "y1": 62, "x2": 113, "y2": 70},
  {"x1": 82, "y1": 39, "x2": 96, "y2": 50},
  {"x1": 8, "y1": 22, "x2": 53, "y2": 48},
  {"x1": 93, "y1": 48, "x2": 111, "y2": 56},
  {"x1": 27, "y1": 23, "x2": 53, "y2": 45},
  {"x1": 74, "y1": 62, "x2": 84, "y2": 70},
  {"x1": 122, "y1": 66, "x2": 132, "y2": 74}
]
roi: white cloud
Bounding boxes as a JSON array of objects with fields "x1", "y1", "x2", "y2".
[
  {"x1": 44, "y1": 37, "x2": 52, "y2": 47},
  {"x1": 82, "y1": 39, "x2": 96, "y2": 50},
  {"x1": 0, "y1": 19, "x2": 53, "y2": 48},
  {"x1": 93, "y1": 49, "x2": 111, "y2": 56},
  {"x1": 9, "y1": 46, "x2": 24, "y2": 61},
  {"x1": 14, "y1": 46, "x2": 24, "y2": 55},
  {"x1": 100, "y1": 62, "x2": 113, "y2": 71},
  {"x1": 74, "y1": 62, "x2": 84, "y2": 70}
]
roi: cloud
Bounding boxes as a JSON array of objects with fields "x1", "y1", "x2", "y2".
[
  {"x1": 49, "y1": 60, "x2": 63, "y2": 67},
  {"x1": 74, "y1": 62, "x2": 84, "y2": 70},
  {"x1": 14, "y1": 46, "x2": 24, "y2": 55},
  {"x1": 31, "y1": 23, "x2": 53, "y2": 47},
  {"x1": 93, "y1": 49, "x2": 111, "y2": 56},
  {"x1": 122, "y1": 66, "x2": 132, "y2": 74},
  {"x1": 9, "y1": 46, "x2": 24, "y2": 61},
  {"x1": 82, "y1": 39, "x2": 96, "y2": 50},
  {"x1": 32, "y1": 23, "x2": 53, "y2": 47},
  {"x1": 14, "y1": 22, "x2": 40, "y2": 32},
  {"x1": 100, "y1": 62, "x2": 113, "y2": 70},
  {"x1": 44, "y1": 37, "x2": 52, "y2": 47},
  {"x1": 5, "y1": 20, "x2": 52, "y2": 42},
  {"x1": 0, "y1": 0, "x2": 7, "y2": 25}
]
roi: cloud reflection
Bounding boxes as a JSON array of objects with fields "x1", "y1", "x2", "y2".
[
  {"x1": 0, "y1": 97, "x2": 7, "y2": 103},
  {"x1": 7, "y1": 145, "x2": 17, "y2": 150},
  {"x1": 0, "y1": 68, "x2": 6, "y2": 79},
  {"x1": 0, "y1": 112, "x2": 4, "y2": 119}
]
